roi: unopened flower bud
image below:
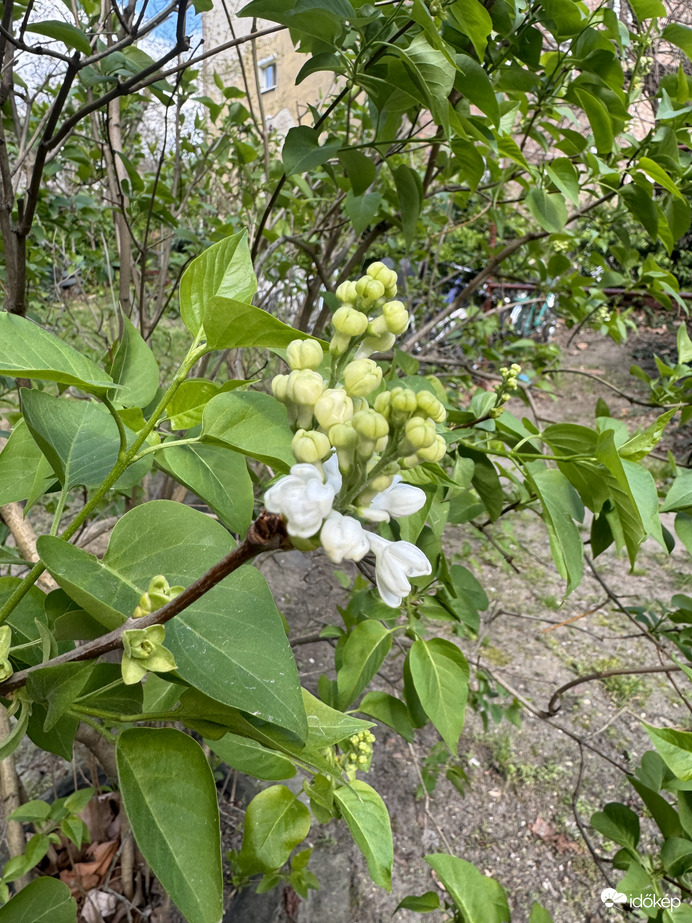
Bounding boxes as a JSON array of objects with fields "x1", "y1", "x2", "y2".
[
  {"x1": 330, "y1": 332, "x2": 351, "y2": 357},
  {"x1": 416, "y1": 434, "x2": 447, "y2": 463},
  {"x1": 355, "y1": 277, "x2": 385, "y2": 304},
  {"x1": 315, "y1": 388, "x2": 354, "y2": 429},
  {"x1": 329, "y1": 422, "x2": 357, "y2": 472},
  {"x1": 373, "y1": 391, "x2": 391, "y2": 418},
  {"x1": 382, "y1": 300, "x2": 409, "y2": 335},
  {"x1": 353, "y1": 409, "x2": 388, "y2": 458},
  {"x1": 416, "y1": 390, "x2": 447, "y2": 423},
  {"x1": 368, "y1": 315, "x2": 389, "y2": 337},
  {"x1": 286, "y1": 338, "x2": 324, "y2": 371},
  {"x1": 402, "y1": 416, "x2": 436, "y2": 453},
  {"x1": 343, "y1": 359, "x2": 382, "y2": 397},
  {"x1": 390, "y1": 387, "x2": 418, "y2": 423},
  {"x1": 292, "y1": 429, "x2": 331, "y2": 464},
  {"x1": 333, "y1": 306, "x2": 369, "y2": 337},
  {"x1": 286, "y1": 369, "x2": 325, "y2": 427},
  {"x1": 355, "y1": 332, "x2": 396, "y2": 359},
  {"x1": 335, "y1": 280, "x2": 358, "y2": 304},
  {"x1": 272, "y1": 374, "x2": 289, "y2": 403},
  {"x1": 366, "y1": 261, "x2": 398, "y2": 291}
]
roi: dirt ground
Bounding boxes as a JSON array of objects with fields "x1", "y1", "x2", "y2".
[{"x1": 9, "y1": 319, "x2": 691, "y2": 923}]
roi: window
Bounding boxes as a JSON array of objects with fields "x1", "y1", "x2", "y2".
[{"x1": 258, "y1": 58, "x2": 277, "y2": 93}]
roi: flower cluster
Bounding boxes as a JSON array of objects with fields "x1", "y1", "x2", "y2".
[
  {"x1": 265, "y1": 262, "x2": 451, "y2": 608},
  {"x1": 132, "y1": 574, "x2": 184, "y2": 620},
  {"x1": 342, "y1": 730, "x2": 376, "y2": 780}
]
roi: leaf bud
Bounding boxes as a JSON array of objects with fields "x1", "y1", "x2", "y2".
[
  {"x1": 382, "y1": 300, "x2": 409, "y2": 335},
  {"x1": 416, "y1": 390, "x2": 447, "y2": 423},
  {"x1": 343, "y1": 358, "x2": 382, "y2": 397},
  {"x1": 333, "y1": 306, "x2": 369, "y2": 337},
  {"x1": 292, "y1": 429, "x2": 331, "y2": 464},
  {"x1": 315, "y1": 388, "x2": 354, "y2": 429},
  {"x1": 286, "y1": 338, "x2": 324, "y2": 371}
]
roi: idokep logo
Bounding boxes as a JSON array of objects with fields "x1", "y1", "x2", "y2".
[{"x1": 601, "y1": 888, "x2": 627, "y2": 908}]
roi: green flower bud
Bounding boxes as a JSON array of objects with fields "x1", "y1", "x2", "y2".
[
  {"x1": 292, "y1": 429, "x2": 331, "y2": 464},
  {"x1": 389, "y1": 387, "x2": 418, "y2": 423},
  {"x1": 0, "y1": 660, "x2": 12, "y2": 682},
  {"x1": 329, "y1": 422, "x2": 358, "y2": 473},
  {"x1": 343, "y1": 359, "x2": 382, "y2": 397},
  {"x1": 382, "y1": 300, "x2": 409, "y2": 335},
  {"x1": 356, "y1": 332, "x2": 396, "y2": 358},
  {"x1": 369, "y1": 471, "x2": 395, "y2": 493},
  {"x1": 148, "y1": 575, "x2": 170, "y2": 596},
  {"x1": 416, "y1": 434, "x2": 447, "y2": 463},
  {"x1": 366, "y1": 261, "x2": 398, "y2": 291},
  {"x1": 286, "y1": 369, "x2": 325, "y2": 428},
  {"x1": 286, "y1": 338, "x2": 324, "y2": 371},
  {"x1": 333, "y1": 306, "x2": 369, "y2": 337},
  {"x1": 272, "y1": 374, "x2": 289, "y2": 403},
  {"x1": 315, "y1": 388, "x2": 354, "y2": 429},
  {"x1": 352, "y1": 396, "x2": 369, "y2": 413},
  {"x1": 373, "y1": 391, "x2": 391, "y2": 418},
  {"x1": 329, "y1": 332, "x2": 351, "y2": 358},
  {"x1": 0, "y1": 626, "x2": 12, "y2": 682},
  {"x1": 355, "y1": 277, "x2": 385, "y2": 304},
  {"x1": 402, "y1": 417, "x2": 437, "y2": 453},
  {"x1": 368, "y1": 315, "x2": 389, "y2": 337},
  {"x1": 121, "y1": 625, "x2": 177, "y2": 685},
  {"x1": 416, "y1": 390, "x2": 447, "y2": 423},
  {"x1": 335, "y1": 280, "x2": 358, "y2": 304},
  {"x1": 352, "y1": 409, "x2": 388, "y2": 458}
]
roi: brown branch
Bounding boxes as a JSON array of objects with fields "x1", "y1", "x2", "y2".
[
  {"x1": 0, "y1": 503, "x2": 57, "y2": 592},
  {"x1": 543, "y1": 664, "x2": 682, "y2": 717},
  {"x1": 0, "y1": 511, "x2": 291, "y2": 696}
]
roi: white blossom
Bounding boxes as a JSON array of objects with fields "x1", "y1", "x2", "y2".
[
  {"x1": 362, "y1": 476, "x2": 426, "y2": 522},
  {"x1": 264, "y1": 464, "x2": 335, "y2": 539},
  {"x1": 320, "y1": 511, "x2": 370, "y2": 563},
  {"x1": 366, "y1": 533, "x2": 432, "y2": 608},
  {"x1": 323, "y1": 452, "x2": 343, "y2": 494}
]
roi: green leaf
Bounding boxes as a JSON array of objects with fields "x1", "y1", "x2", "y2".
[
  {"x1": 282, "y1": 125, "x2": 341, "y2": 175},
  {"x1": 628, "y1": 0, "x2": 665, "y2": 19},
  {"x1": 358, "y1": 691, "x2": 414, "y2": 742},
  {"x1": 455, "y1": 54, "x2": 499, "y2": 126},
  {"x1": 546, "y1": 158, "x2": 580, "y2": 206},
  {"x1": 345, "y1": 191, "x2": 382, "y2": 235},
  {"x1": 167, "y1": 378, "x2": 249, "y2": 431},
  {"x1": 391, "y1": 164, "x2": 423, "y2": 247},
  {"x1": 638, "y1": 156, "x2": 686, "y2": 201},
  {"x1": 675, "y1": 512, "x2": 692, "y2": 555},
  {"x1": 0, "y1": 313, "x2": 113, "y2": 394},
  {"x1": 239, "y1": 785, "x2": 311, "y2": 873},
  {"x1": 408, "y1": 639, "x2": 469, "y2": 752},
  {"x1": 336, "y1": 621, "x2": 392, "y2": 710},
  {"x1": 661, "y1": 838, "x2": 692, "y2": 877},
  {"x1": 664, "y1": 470, "x2": 692, "y2": 512},
  {"x1": 155, "y1": 441, "x2": 253, "y2": 534},
  {"x1": 526, "y1": 464, "x2": 583, "y2": 594},
  {"x1": 529, "y1": 905, "x2": 555, "y2": 923},
  {"x1": 425, "y1": 854, "x2": 510, "y2": 922},
  {"x1": 201, "y1": 389, "x2": 295, "y2": 471},
  {"x1": 525, "y1": 188, "x2": 567, "y2": 233},
  {"x1": 629, "y1": 777, "x2": 682, "y2": 839},
  {"x1": 448, "y1": 0, "x2": 493, "y2": 60},
  {"x1": 27, "y1": 706, "x2": 78, "y2": 761},
  {"x1": 590, "y1": 802, "x2": 640, "y2": 849},
  {"x1": 0, "y1": 421, "x2": 54, "y2": 506},
  {"x1": 572, "y1": 87, "x2": 613, "y2": 154},
  {"x1": 21, "y1": 390, "x2": 120, "y2": 490},
  {"x1": 335, "y1": 780, "x2": 392, "y2": 890},
  {"x1": 643, "y1": 723, "x2": 692, "y2": 781},
  {"x1": 179, "y1": 230, "x2": 256, "y2": 338},
  {"x1": 26, "y1": 662, "x2": 96, "y2": 731},
  {"x1": 117, "y1": 728, "x2": 222, "y2": 923},
  {"x1": 0, "y1": 579, "x2": 53, "y2": 668},
  {"x1": 396, "y1": 892, "x2": 441, "y2": 913},
  {"x1": 662, "y1": 23, "x2": 692, "y2": 59},
  {"x1": 206, "y1": 733, "x2": 296, "y2": 780},
  {"x1": 0, "y1": 878, "x2": 76, "y2": 922},
  {"x1": 0, "y1": 701, "x2": 30, "y2": 761},
  {"x1": 337, "y1": 148, "x2": 376, "y2": 196},
  {"x1": 678, "y1": 324, "x2": 692, "y2": 364},
  {"x1": 26, "y1": 19, "x2": 91, "y2": 54},
  {"x1": 39, "y1": 502, "x2": 306, "y2": 738},
  {"x1": 109, "y1": 315, "x2": 159, "y2": 409}
]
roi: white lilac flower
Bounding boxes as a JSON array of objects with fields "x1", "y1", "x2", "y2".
[
  {"x1": 320, "y1": 511, "x2": 370, "y2": 564},
  {"x1": 366, "y1": 533, "x2": 432, "y2": 608},
  {"x1": 362, "y1": 476, "x2": 426, "y2": 523},
  {"x1": 322, "y1": 452, "x2": 343, "y2": 495},
  {"x1": 264, "y1": 464, "x2": 335, "y2": 539}
]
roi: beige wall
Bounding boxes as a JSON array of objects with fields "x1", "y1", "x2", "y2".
[{"x1": 202, "y1": 6, "x2": 339, "y2": 133}]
